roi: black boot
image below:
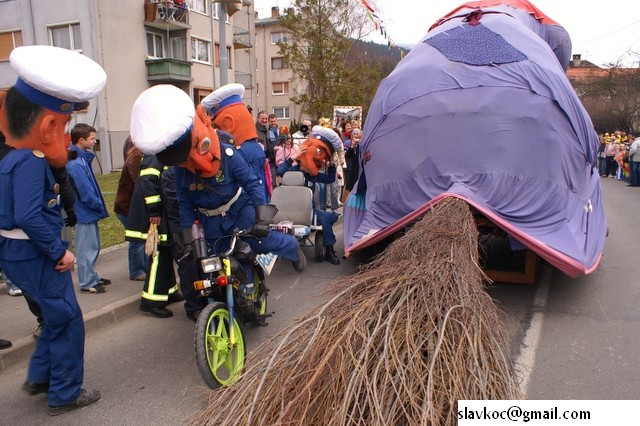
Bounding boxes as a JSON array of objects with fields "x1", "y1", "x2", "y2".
[
  {"x1": 324, "y1": 245, "x2": 340, "y2": 265},
  {"x1": 292, "y1": 246, "x2": 306, "y2": 272}
]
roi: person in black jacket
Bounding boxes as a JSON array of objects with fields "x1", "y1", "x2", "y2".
[{"x1": 125, "y1": 154, "x2": 183, "y2": 318}]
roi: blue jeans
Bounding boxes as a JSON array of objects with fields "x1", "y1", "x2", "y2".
[
  {"x1": 598, "y1": 157, "x2": 606, "y2": 176},
  {"x1": 317, "y1": 183, "x2": 326, "y2": 210},
  {"x1": 1, "y1": 269, "x2": 20, "y2": 292},
  {"x1": 74, "y1": 222, "x2": 102, "y2": 289},
  {"x1": 116, "y1": 213, "x2": 148, "y2": 279},
  {"x1": 313, "y1": 209, "x2": 339, "y2": 246},
  {"x1": 631, "y1": 161, "x2": 640, "y2": 186}
]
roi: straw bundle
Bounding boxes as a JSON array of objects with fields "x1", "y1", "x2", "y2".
[{"x1": 191, "y1": 197, "x2": 521, "y2": 426}]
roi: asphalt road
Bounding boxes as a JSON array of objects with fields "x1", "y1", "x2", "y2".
[{"x1": 1, "y1": 176, "x2": 638, "y2": 424}]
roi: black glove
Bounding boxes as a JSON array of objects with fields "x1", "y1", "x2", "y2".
[
  {"x1": 255, "y1": 204, "x2": 278, "y2": 225},
  {"x1": 64, "y1": 209, "x2": 77, "y2": 227},
  {"x1": 251, "y1": 224, "x2": 270, "y2": 238}
]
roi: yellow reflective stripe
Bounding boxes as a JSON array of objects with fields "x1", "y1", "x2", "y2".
[
  {"x1": 142, "y1": 251, "x2": 163, "y2": 301},
  {"x1": 145, "y1": 195, "x2": 162, "y2": 204},
  {"x1": 125, "y1": 230, "x2": 168, "y2": 241},
  {"x1": 167, "y1": 283, "x2": 180, "y2": 295},
  {"x1": 142, "y1": 291, "x2": 169, "y2": 302},
  {"x1": 125, "y1": 230, "x2": 145, "y2": 240},
  {"x1": 139, "y1": 168, "x2": 161, "y2": 178}
]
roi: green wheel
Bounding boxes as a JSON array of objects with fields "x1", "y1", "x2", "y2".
[{"x1": 194, "y1": 302, "x2": 246, "y2": 388}]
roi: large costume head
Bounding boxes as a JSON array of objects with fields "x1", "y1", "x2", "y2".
[
  {"x1": 130, "y1": 84, "x2": 221, "y2": 178},
  {"x1": 298, "y1": 125, "x2": 343, "y2": 176},
  {"x1": 201, "y1": 83, "x2": 257, "y2": 146},
  {"x1": 0, "y1": 46, "x2": 106, "y2": 168}
]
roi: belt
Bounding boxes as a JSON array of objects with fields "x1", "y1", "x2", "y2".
[
  {"x1": 0, "y1": 228, "x2": 30, "y2": 240},
  {"x1": 197, "y1": 187, "x2": 242, "y2": 217}
]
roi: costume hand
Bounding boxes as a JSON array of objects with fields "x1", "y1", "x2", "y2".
[
  {"x1": 149, "y1": 216, "x2": 161, "y2": 225},
  {"x1": 55, "y1": 250, "x2": 75, "y2": 272},
  {"x1": 64, "y1": 210, "x2": 77, "y2": 227}
]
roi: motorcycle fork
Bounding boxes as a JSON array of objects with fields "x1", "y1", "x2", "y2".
[{"x1": 222, "y1": 258, "x2": 237, "y2": 346}]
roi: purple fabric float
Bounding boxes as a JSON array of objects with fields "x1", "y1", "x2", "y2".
[{"x1": 343, "y1": 4, "x2": 606, "y2": 277}]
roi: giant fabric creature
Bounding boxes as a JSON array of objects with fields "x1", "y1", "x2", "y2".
[{"x1": 344, "y1": 1, "x2": 606, "y2": 277}]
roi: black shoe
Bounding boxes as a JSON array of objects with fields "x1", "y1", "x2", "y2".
[
  {"x1": 292, "y1": 246, "x2": 306, "y2": 272},
  {"x1": 324, "y1": 246, "x2": 340, "y2": 265},
  {"x1": 99, "y1": 278, "x2": 111, "y2": 285},
  {"x1": 23, "y1": 381, "x2": 49, "y2": 395},
  {"x1": 140, "y1": 305, "x2": 173, "y2": 318},
  {"x1": 168, "y1": 292, "x2": 185, "y2": 303},
  {"x1": 0, "y1": 339, "x2": 11, "y2": 350},
  {"x1": 186, "y1": 310, "x2": 202, "y2": 322},
  {"x1": 48, "y1": 388, "x2": 101, "y2": 416}
]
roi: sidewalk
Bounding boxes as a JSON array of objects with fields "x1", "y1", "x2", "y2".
[{"x1": 0, "y1": 243, "x2": 143, "y2": 373}]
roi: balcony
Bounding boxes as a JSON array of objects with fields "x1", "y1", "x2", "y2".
[
  {"x1": 146, "y1": 58, "x2": 192, "y2": 82},
  {"x1": 233, "y1": 26, "x2": 252, "y2": 49},
  {"x1": 144, "y1": 1, "x2": 190, "y2": 31},
  {"x1": 235, "y1": 71, "x2": 253, "y2": 90}
]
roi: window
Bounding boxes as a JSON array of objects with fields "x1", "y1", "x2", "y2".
[
  {"x1": 212, "y1": 2, "x2": 220, "y2": 19},
  {"x1": 187, "y1": 0, "x2": 207, "y2": 15},
  {"x1": 272, "y1": 82, "x2": 289, "y2": 95},
  {"x1": 49, "y1": 23, "x2": 82, "y2": 52},
  {"x1": 191, "y1": 37, "x2": 210, "y2": 63},
  {"x1": 0, "y1": 30, "x2": 22, "y2": 61},
  {"x1": 214, "y1": 44, "x2": 232, "y2": 68},
  {"x1": 171, "y1": 37, "x2": 188, "y2": 61},
  {"x1": 270, "y1": 32, "x2": 288, "y2": 45},
  {"x1": 146, "y1": 32, "x2": 165, "y2": 58},
  {"x1": 271, "y1": 57, "x2": 287, "y2": 70},
  {"x1": 194, "y1": 88, "x2": 212, "y2": 105},
  {"x1": 273, "y1": 106, "x2": 290, "y2": 119}
]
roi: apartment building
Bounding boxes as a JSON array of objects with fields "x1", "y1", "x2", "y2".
[
  {"x1": 254, "y1": 7, "x2": 304, "y2": 127},
  {"x1": 0, "y1": 0, "x2": 257, "y2": 172}
]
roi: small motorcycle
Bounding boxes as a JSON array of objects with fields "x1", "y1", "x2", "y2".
[{"x1": 192, "y1": 227, "x2": 276, "y2": 388}]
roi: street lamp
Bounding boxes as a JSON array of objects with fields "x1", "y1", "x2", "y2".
[{"x1": 212, "y1": 0, "x2": 244, "y2": 85}]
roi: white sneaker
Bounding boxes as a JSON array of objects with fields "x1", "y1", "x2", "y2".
[{"x1": 8, "y1": 287, "x2": 22, "y2": 296}]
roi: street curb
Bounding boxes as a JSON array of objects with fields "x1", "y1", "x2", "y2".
[{"x1": 0, "y1": 294, "x2": 140, "y2": 374}]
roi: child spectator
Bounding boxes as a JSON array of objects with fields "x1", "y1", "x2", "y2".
[{"x1": 66, "y1": 123, "x2": 110, "y2": 293}]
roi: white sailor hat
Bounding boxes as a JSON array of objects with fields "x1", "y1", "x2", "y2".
[
  {"x1": 130, "y1": 84, "x2": 194, "y2": 165},
  {"x1": 311, "y1": 125, "x2": 342, "y2": 154},
  {"x1": 10, "y1": 45, "x2": 106, "y2": 114},
  {"x1": 201, "y1": 83, "x2": 245, "y2": 116}
]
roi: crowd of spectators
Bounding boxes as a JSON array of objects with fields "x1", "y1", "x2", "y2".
[{"x1": 597, "y1": 130, "x2": 639, "y2": 186}]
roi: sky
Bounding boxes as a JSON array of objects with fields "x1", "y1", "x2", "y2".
[{"x1": 253, "y1": 0, "x2": 640, "y2": 67}]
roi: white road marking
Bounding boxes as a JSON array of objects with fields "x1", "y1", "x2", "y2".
[{"x1": 514, "y1": 262, "x2": 551, "y2": 397}]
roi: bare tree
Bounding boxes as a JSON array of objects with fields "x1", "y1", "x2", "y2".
[
  {"x1": 277, "y1": 0, "x2": 377, "y2": 119},
  {"x1": 571, "y1": 60, "x2": 640, "y2": 133}
]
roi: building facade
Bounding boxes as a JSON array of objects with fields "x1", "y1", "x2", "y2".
[
  {"x1": 0, "y1": 0, "x2": 258, "y2": 172},
  {"x1": 254, "y1": 6, "x2": 305, "y2": 128}
]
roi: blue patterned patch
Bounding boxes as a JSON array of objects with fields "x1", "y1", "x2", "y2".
[{"x1": 426, "y1": 23, "x2": 526, "y2": 66}]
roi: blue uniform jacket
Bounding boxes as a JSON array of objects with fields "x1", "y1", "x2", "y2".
[
  {"x1": 175, "y1": 140, "x2": 266, "y2": 242},
  {"x1": 237, "y1": 139, "x2": 266, "y2": 189},
  {"x1": 66, "y1": 145, "x2": 108, "y2": 223},
  {"x1": 0, "y1": 149, "x2": 69, "y2": 262}
]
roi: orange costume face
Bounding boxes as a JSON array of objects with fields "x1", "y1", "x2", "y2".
[
  {"x1": 298, "y1": 138, "x2": 333, "y2": 176},
  {"x1": 180, "y1": 105, "x2": 222, "y2": 178},
  {"x1": 0, "y1": 91, "x2": 72, "y2": 168},
  {"x1": 212, "y1": 103, "x2": 258, "y2": 146}
]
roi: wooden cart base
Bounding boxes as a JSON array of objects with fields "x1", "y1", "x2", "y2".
[{"x1": 475, "y1": 214, "x2": 539, "y2": 285}]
